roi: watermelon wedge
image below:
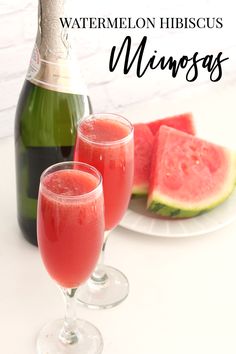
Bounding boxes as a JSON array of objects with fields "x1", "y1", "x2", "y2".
[
  {"x1": 147, "y1": 113, "x2": 195, "y2": 136},
  {"x1": 148, "y1": 126, "x2": 236, "y2": 218},
  {"x1": 133, "y1": 124, "x2": 154, "y2": 196},
  {"x1": 133, "y1": 113, "x2": 195, "y2": 196}
]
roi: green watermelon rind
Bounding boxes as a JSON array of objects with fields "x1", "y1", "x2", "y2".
[
  {"x1": 132, "y1": 184, "x2": 148, "y2": 197},
  {"x1": 147, "y1": 150, "x2": 236, "y2": 218}
]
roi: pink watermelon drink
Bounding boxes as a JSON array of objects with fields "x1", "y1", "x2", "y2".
[
  {"x1": 148, "y1": 126, "x2": 236, "y2": 218},
  {"x1": 133, "y1": 113, "x2": 195, "y2": 196},
  {"x1": 74, "y1": 114, "x2": 134, "y2": 231},
  {"x1": 37, "y1": 163, "x2": 104, "y2": 288}
]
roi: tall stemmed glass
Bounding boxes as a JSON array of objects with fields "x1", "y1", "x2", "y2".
[
  {"x1": 74, "y1": 113, "x2": 134, "y2": 309},
  {"x1": 37, "y1": 161, "x2": 104, "y2": 354}
]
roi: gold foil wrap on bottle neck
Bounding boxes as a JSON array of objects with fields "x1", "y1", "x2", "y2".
[
  {"x1": 27, "y1": 0, "x2": 88, "y2": 95},
  {"x1": 37, "y1": 0, "x2": 72, "y2": 61}
]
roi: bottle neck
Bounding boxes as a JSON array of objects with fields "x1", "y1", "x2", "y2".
[
  {"x1": 27, "y1": 0, "x2": 88, "y2": 95},
  {"x1": 37, "y1": 0, "x2": 73, "y2": 62}
]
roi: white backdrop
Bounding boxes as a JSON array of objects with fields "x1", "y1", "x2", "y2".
[{"x1": 0, "y1": 0, "x2": 235, "y2": 137}]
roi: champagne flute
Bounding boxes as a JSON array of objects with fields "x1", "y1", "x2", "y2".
[
  {"x1": 37, "y1": 161, "x2": 104, "y2": 354},
  {"x1": 74, "y1": 113, "x2": 134, "y2": 309}
]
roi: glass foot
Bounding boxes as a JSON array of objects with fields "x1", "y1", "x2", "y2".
[
  {"x1": 76, "y1": 265, "x2": 129, "y2": 309},
  {"x1": 36, "y1": 318, "x2": 103, "y2": 354}
]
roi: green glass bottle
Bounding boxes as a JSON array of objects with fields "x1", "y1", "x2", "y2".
[{"x1": 15, "y1": 0, "x2": 91, "y2": 245}]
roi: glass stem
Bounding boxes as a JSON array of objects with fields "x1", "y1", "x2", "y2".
[
  {"x1": 91, "y1": 230, "x2": 110, "y2": 284},
  {"x1": 59, "y1": 287, "x2": 78, "y2": 345}
]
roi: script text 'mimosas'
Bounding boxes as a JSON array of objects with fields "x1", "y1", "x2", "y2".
[{"x1": 109, "y1": 36, "x2": 229, "y2": 82}]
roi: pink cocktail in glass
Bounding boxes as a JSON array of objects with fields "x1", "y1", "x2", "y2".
[
  {"x1": 38, "y1": 168, "x2": 104, "y2": 288},
  {"x1": 37, "y1": 161, "x2": 104, "y2": 354},
  {"x1": 74, "y1": 115, "x2": 133, "y2": 230},
  {"x1": 74, "y1": 113, "x2": 134, "y2": 309}
]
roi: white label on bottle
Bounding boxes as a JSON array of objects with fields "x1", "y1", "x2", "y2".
[
  {"x1": 26, "y1": 48, "x2": 88, "y2": 95},
  {"x1": 26, "y1": 45, "x2": 41, "y2": 81}
]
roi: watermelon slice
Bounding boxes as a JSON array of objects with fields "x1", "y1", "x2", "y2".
[
  {"x1": 147, "y1": 113, "x2": 195, "y2": 136},
  {"x1": 133, "y1": 124, "x2": 154, "y2": 196},
  {"x1": 148, "y1": 126, "x2": 236, "y2": 218},
  {"x1": 133, "y1": 113, "x2": 195, "y2": 196}
]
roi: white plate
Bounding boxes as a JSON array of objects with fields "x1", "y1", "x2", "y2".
[{"x1": 120, "y1": 190, "x2": 236, "y2": 237}]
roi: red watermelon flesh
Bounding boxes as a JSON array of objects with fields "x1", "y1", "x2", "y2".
[
  {"x1": 133, "y1": 124, "x2": 154, "y2": 195},
  {"x1": 133, "y1": 113, "x2": 195, "y2": 196},
  {"x1": 147, "y1": 113, "x2": 195, "y2": 136},
  {"x1": 148, "y1": 126, "x2": 236, "y2": 218}
]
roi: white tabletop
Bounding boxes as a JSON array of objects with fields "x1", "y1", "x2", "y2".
[{"x1": 1, "y1": 87, "x2": 236, "y2": 354}]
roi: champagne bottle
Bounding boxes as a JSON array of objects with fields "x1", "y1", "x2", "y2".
[{"x1": 15, "y1": 0, "x2": 91, "y2": 245}]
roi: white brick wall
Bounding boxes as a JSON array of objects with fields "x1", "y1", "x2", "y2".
[{"x1": 0, "y1": 0, "x2": 235, "y2": 137}]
